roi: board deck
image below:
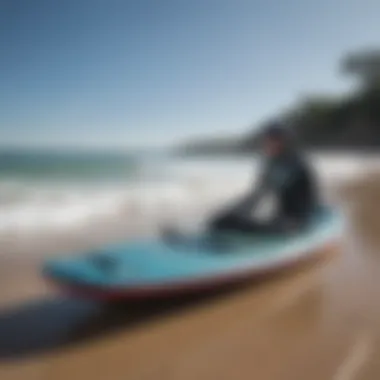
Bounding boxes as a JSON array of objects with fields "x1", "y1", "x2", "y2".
[{"x1": 43, "y1": 206, "x2": 344, "y2": 300}]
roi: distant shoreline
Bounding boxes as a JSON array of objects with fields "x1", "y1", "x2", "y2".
[{"x1": 171, "y1": 145, "x2": 380, "y2": 158}]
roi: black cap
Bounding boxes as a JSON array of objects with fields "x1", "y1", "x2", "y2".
[{"x1": 261, "y1": 121, "x2": 292, "y2": 141}]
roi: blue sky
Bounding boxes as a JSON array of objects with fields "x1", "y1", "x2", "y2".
[{"x1": 0, "y1": 0, "x2": 379, "y2": 149}]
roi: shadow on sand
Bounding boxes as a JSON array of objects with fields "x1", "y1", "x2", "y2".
[
  {"x1": 0, "y1": 283, "x2": 257, "y2": 361},
  {"x1": 0, "y1": 256, "x2": 326, "y2": 361}
]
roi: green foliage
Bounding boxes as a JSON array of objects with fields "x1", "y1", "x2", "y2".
[
  {"x1": 257, "y1": 49, "x2": 380, "y2": 148},
  {"x1": 341, "y1": 49, "x2": 380, "y2": 87},
  {"x1": 175, "y1": 49, "x2": 380, "y2": 155}
]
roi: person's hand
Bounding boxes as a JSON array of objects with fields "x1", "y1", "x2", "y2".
[{"x1": 283, "y1": 220, "x2": 301, "y2": 234}]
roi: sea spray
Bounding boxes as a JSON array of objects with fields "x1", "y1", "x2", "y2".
[{"x1": 0, "y1": 152, "x2": 378, "y2": 238}]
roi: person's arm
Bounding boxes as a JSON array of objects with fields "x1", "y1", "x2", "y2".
[{"x1": 231, "y1": 161, "x2": 270, "y2": 215}]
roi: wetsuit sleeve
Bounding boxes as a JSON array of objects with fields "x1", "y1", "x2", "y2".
[{"x1": 233, "y1": 161, "x2": 270, "y2": 213}]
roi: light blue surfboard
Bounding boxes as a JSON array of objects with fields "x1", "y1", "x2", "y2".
[{"x1": 43, "y1": 206, "x2": 343, "y2": 300}]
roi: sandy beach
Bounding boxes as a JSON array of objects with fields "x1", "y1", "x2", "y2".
[
  {"x1": 1, "y1": 171, "x2": 380, "y2": 380},
  {"x1": 3, "y1": 0, "x2": 380, "y2": 378}
]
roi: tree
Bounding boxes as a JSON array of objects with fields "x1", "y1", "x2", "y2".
[{"x1": 341, "y1": 49, "x2": 380, "y2": 87}]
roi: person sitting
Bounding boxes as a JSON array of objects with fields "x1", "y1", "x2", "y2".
[{"x1": 209, "y1": 122, "x2": 319, "y2": 236}]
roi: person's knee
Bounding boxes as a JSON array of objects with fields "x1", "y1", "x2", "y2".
[
  {"x1": 210, "y1": 213, "x2": 236, "y2": 230},
  {"x1": 210, "y1": 217, "x2": 228, "y2": 230}
]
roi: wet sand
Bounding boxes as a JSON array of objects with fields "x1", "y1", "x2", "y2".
[{"x1": 1, "y1": 176, "x2": 380, "y2": 380}]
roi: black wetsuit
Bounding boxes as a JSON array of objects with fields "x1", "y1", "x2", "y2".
[{"x1": 210, "y1": 152, "x2": 318, "y2": 234}]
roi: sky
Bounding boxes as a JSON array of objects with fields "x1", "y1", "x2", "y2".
[{"x1": 0, "y1": 0, "x2": 379, "y2": 149}]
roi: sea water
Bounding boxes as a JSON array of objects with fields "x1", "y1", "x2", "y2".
[{"x1": 0, "y1": 149, "x2": 379, "y2": 236}]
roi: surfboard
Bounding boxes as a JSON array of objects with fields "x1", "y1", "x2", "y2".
[{"x1": 43, "y1": 206, "x2": 343, "y2": 300}]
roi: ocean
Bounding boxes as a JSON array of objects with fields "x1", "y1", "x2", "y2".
[{"x1": 0, "y1": 149, "x2": 379, "y2": 236}]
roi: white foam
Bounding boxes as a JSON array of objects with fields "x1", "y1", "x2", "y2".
[{"x1": 0, "y1": 153, "x2": 378, "y2": 237}]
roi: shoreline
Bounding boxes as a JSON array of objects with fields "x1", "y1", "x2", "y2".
[
  {"x1": 172, "y1": 146, "x2": 380, "y2": 158},
  {"x1": 1, "y1": 151, "x2": 378, "y2": 237}
]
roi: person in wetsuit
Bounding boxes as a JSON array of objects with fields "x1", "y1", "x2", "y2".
[{"x1": 209, "y1": 122, "x2": 319, "y2": 235}]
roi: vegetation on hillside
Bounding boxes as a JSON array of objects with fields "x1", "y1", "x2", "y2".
[{"x1": 176, "y1": 49, "x2": 380, "y2": 155}]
